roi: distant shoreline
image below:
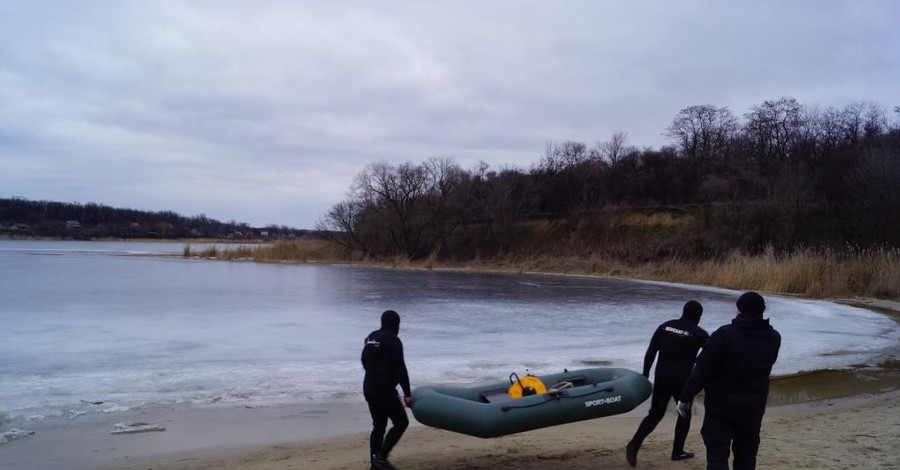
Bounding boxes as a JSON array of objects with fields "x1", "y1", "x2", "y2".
[{"x1": 0, "y1": 235, "x2": 268, "y2": 244}]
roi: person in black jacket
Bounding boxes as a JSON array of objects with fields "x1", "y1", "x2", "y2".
[
  {"x1": 677, "y1": 292, "x2": 781, "y2": 470},
  {"x1": 362, "y1": 310, "x2": 412, "y2": 470},
  {"x1": 626, "y1": 300, "x2": 709, "y2": 466}
]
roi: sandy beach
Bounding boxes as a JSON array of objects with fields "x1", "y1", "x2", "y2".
[
  {"x1": 2, "y1": 383, "x2": 897, "y2": 470},
  {"x1": 122, "y1": 392, "x2": 900, "y2": 470}
]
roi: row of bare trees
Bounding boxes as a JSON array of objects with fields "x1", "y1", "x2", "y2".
[
  {"x1": 0, "y1": 198, "x2": 306, "y2": 239},
  {"x1": 318, "y1": 98, "x2": 900, "y2": 260}
]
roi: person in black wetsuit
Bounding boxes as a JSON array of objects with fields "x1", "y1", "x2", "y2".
[
  {"x1": 627, "y1": 300, "x2": 709, "y2": 467},
  {"x1": 362, "y1": 310, "x2": 411, "y2": 470},
  {"x1": 677, "y1": 292, "x2": 781, "y2": 470}
]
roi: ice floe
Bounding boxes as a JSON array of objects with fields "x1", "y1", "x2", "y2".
[
  {"x1": 1, "y1": 428, "x2": 36, "y2": 445},
  {"x1": 110, "y1": 422, "x2": 166, "y2": 434}
]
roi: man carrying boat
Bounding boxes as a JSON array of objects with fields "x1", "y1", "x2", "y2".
[
  {"x1": 362, "y1": 310, "x2": 412, "y2": 470},
  {"x1": 627, "y1": 300, "x2": 709, "y2": 466},
  {"x1": 677, "y1": 291, "x2": 781, "y2": 470}
]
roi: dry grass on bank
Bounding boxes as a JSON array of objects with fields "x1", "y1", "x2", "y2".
[
  {"x1": 651, "y1": 246, "x2": 900, "y2": 299},
  {"x1": 235, "y1": 239, "x2": 342, "y2": 262},
  {"x1": 189, "y1": 240, "x2": 900, "y2": 301},
  {"x1": 184, "y1": 239, "x2": 354, "y2": 263}
]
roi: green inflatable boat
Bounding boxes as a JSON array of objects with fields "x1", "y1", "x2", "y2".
[{"x1": 410, "y1": 367, "x2": 651, "y2": 438}]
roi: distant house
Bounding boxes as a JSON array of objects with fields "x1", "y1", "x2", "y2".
[
  {"x1": 9, "y1": 223, "x2": 32, "y2": 232},
  {"x1": 65, "y1": 220, "x2": 82, "y2": 229}
]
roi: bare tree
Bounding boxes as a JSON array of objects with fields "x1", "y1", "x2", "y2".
[
  {"x1": 535, "y1": 140, "x2": 589, "y2": 174},
  {"x1": 598, "y1": 131, "x2": 632, "y2": 166},
  {"x1": 666, "y1": 105, "x2": 737, "y2": 162},
  {"x1": 352, "y1": 161, "x2": 430, "y2": 257},
  {"x1": 421, "y1": 158, "x2": 473, "y2": 252},
  {"x1": 850, "y1": 147, "x2": 900, "y2": 209},
  {"x1": 848, "y1": 146, "x2": 900, "y2": 243},
  {"x1": 472, "y1": 165, "x2": 532, "y2": 255},
  {"x1": 316, "y1": 199, "x2": 369, "y2": 253},
  {"x1": 862, "y1": 102, "x2": 888, "y2": 140},
  {"x1": 535, "y1": 141, "x2": 563, "y2": 175},
  {"x1": 743, "y1": 97, "x2": 806, "y2": 168}
]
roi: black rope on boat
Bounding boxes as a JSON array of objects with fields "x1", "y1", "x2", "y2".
[{"x1": 561, "y1": 385, "x2": 616, "y2": 400}]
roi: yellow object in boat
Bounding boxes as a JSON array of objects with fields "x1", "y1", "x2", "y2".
[{"x1": 507, "y1": 374, "x2": 546, "y2": 398}]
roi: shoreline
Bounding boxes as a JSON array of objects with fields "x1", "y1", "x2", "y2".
[
  {"x1": 8, "y1": 388, "x2": 897, "y2": 470},
  {"x1": 3, "y1": 359, "x2": 898, "y2": 470},
  {"x1": 0, "y1": 401, "x2": 374, "y2": 470}
]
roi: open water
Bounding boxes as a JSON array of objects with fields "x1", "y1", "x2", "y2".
[{"x1": 1, "y1": 240, "x2": 898, "y2": 426}]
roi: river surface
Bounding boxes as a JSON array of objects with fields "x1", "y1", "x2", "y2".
[{"x1": 1, "y1": 240, "x2": 898, "y2": 425}]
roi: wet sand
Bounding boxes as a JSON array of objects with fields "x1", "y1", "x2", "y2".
[
  {"x1": 0, "y1": 402, "x2": 373, "y2": 470},
  {"x1": 98, "y1": 391, "x2": 900, "y2": 470},
  {"x1": 3, "y1": 364, "x2": 898, "y2": 470}
]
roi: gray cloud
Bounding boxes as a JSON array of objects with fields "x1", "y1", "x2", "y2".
[{"x1": 1, "y1": 1, "x2": 898, "y2": 228}]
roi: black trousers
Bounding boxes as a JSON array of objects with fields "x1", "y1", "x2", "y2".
[
  {"x1": 701, "y1": 411, "x2": 762, "y2": 470},
  {"x1": 366, "y1": 392, "x2": 409, "y2": 460},
  {"x1": 630, "y1": 378, "x2": 691, "y2": 455}
]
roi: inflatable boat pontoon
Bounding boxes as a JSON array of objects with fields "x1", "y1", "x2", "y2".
[{"x1": 410, "y1": 367, "x2": 651, "y2": 438}]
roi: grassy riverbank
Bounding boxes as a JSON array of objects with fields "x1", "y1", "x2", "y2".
[{"x1": 189, "y1": 240, "x2": 900, "y2": 301}]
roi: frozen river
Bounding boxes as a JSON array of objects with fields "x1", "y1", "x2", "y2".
[{"x1": 1, "y1": 240, "x2": 897, "y2": 425}]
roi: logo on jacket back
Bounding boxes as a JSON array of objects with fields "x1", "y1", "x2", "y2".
[
  {"x1": 366, "y1": 339, "x2": 381, "y2": 348},
  {"x1": 664, "y1": 326, "x2": 691, "y2": 337}
]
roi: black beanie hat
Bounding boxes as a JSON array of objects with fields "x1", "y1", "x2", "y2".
[
  {"x1": 381, "y1": 310, "x2": 400, "y2": 335},
  {"x1": 737, "y1": 292, "x2": 766, "y2": 316},
  {"x1": 681, "y1": 300, "x2": 703, "y2": 325}
]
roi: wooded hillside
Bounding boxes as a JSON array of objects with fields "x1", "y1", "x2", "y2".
[{"x1": 318, "y1": 98, "x2": 900, "y2": 261}]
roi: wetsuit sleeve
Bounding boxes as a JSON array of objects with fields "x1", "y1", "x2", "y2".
[
  {"x1": 680, "y1": 328, "x2": 727, "y2": 402},
  {"x1": 642, "y1": 327, "x2": 661, "y2": 378},
  {"x1": 361, "y1": 335, "x2": 370, "y2": 369},
  {"x1": 393, "y1": 338, "x2": 411, "y2": 397},
  {"x1": 697, "y1": 328, "x2": 710, "y2": 351}
]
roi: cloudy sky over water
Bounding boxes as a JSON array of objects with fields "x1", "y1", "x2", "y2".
[{"x1": 2, "y1": 1, "x2": 898, "y2": 229}]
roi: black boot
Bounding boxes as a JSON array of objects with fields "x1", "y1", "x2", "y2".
[
  {"x1": 671, "y1": 450, "x2": 695, "y2": 461},
  {"x1": 626, "y1": 440, "x2": 638, "y2": 467},
  {"x1": 372, "y1": 454, "x2": 397, "y2": 470}
]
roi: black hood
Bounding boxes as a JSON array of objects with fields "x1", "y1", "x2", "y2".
[
  {"x1": 380, "y1": 310, "x2": 400, "y2": 335},
  {"x1": 737, "y1": 291, "x2": 766, "y2": 316},
  {"x1": 732, "y1": 314, "x2": 774, "y2": 337},
  {"x1": 680, "y1": 300, "x2": 703, "y2": 325}
]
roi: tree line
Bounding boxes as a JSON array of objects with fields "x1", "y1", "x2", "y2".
[
  {"x1": 318, "y1": 97, "x2": 900, "y2": 261},
  {"x1": 0, "y1": 198, "x2": 306, "y2": 240}
]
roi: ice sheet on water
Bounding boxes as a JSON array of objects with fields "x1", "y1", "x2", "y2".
[
  {"x1": 1, "y1": 428, "x2": 36, "y2": 445},
  {"x1": 2, "y1": 246, "x2": 898, "y2": 427}
]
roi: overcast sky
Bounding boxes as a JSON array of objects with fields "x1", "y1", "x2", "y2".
[{"x1": 2, "y1": 1, "x2": 898, "y2": 229}]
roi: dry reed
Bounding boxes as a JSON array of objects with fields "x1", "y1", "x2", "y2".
[
  {"x1": 640, "y1": 246, "x2": 900, "y2": 299},
  {"x1": 194, "y1": 240, "x2": 900, "y2": 300}
]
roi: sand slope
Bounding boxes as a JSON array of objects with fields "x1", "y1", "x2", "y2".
[{"x1": 105, "y1": 391, "x2": 900, "y2": 470}]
